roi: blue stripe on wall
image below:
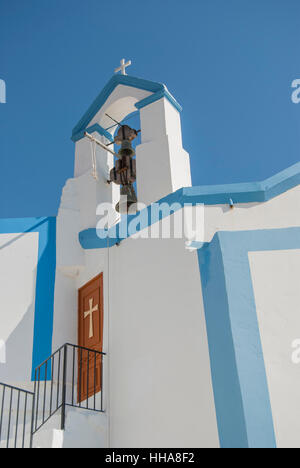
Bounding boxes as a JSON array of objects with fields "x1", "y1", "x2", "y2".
[
  {"x1": 31, "y1": 217, "x2": 56, "y2": 380},
  {"x1": 198, "y1": 235, "x2": 249, "y2": 448},
  {"x1": 0, "y1": 217, "x2": 56, "y2": 381},
  {"x1": 198, "y1": 227, "x2": 300, "y2": 448}
]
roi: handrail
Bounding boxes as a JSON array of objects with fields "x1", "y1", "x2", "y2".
[
  {"x1": 65, "y1": 342, "x2": 106, "y2": 356},
  {"x1": 35, "y1": 343, "x2": 106, "y2": 371},
  {"x1": 35, "y1": 343, "x2": 107, "y2": 370},
  {"x1": 33, "y1": 343, "x2": 105, "y2": 435},
  {"x1": 0, "y1": 382, "x2": 35, "y2": 448},
  {"x1": 0, "y1": 382, "x2": 34, "y2": 396},
  {"x1": 0, "y1": 343, "x2": 106, "y2": 448}
]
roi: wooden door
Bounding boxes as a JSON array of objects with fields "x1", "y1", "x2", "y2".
[{"x1": 78, "y1": 274, "x2": 103, "y2": 403}]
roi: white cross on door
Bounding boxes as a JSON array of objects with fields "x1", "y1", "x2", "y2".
[{"x1": 83, "y1": 298, "x2": 99, "y2": 339}]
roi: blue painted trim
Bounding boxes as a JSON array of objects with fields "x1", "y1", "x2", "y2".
[
  {"x1": 71, "y1": 123, "x2": 114, "y2": 143},
  {"x1": 198, "y1": 234, "x2": 250, "y2": 448},
  {"x1": 183, "y1": 161, "x2": 300, "y2": 205},
  {"x1": 79, "y1": 162, "x2": 300, "y2": 249},
  {"x1": 135, "y1": 88, "x2": 183, "y2": 113},
  {"x1": 198, "y1": 227, "x2": 300, "y2": 447},
  {"x1": 0, "y1": 218, "x2": 56, "y2": 381},
  {"x1": 79, "y1": 229, "x2": 121, "y2": 249},
  {"x1": 72, "y1": 75, "x2": 179, "y2": 139}
]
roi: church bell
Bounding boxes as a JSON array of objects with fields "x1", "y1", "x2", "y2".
[
  {"x1": 109, "y1": 124, "x2": 139, "y2": 214},
  {"x1": 115, "y1": 184, "x2": 138, "y2": 214}
]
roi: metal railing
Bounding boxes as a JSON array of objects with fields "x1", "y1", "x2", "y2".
[
  {"x1": 0, "y1": 383, "x2": 35, "y2": 448},
  {"x1": 32, "y1": 343, "x2": 106, "y2": 434},
  {"x1": 0, "y1": 343, "x2": 105, "y2": 448}
]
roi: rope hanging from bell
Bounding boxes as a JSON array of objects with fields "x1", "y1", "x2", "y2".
[{"x1": 90, "y1": 140, "x2": 99, "y2": 181}]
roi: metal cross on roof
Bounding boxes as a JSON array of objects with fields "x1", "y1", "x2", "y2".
[{"x1": 114, "y1": 58, "x2": 132, "y2": 75}]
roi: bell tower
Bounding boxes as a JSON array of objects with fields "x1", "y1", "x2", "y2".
[{"x1": 69, "y1": 66, "x2": 191, "y2": 224}]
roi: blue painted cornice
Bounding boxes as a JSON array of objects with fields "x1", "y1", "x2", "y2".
[
  {"x1": 135, "y1": 88, "x2": 183, "y2": 113},
  {"x1": 183, "y1": 161, "x2": 300, "y2": 204},
  {"x1": 79, "y1": 162, "x2": 300, "y2": 250},
  {"x1": 71, "y1": 123, "x2": 114, "y2": 143},
  {"x1": 71, "y1": 75, "x2": 181, "y2": 142}
]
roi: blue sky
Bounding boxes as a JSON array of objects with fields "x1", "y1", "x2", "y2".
[{"x1": 0, "y1": 0, "x2": 299, "y2": 217}]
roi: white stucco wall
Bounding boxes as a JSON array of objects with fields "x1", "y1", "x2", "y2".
[
  {"x1": 249, "y1": 249, "x2": 300, "y2": 449},
  {"x1": 0, "y1": 232, "x2": 39, "y2": 383},
  {"x1": 55, "y1": 236, "x2": 219, "y2": 448},
  {"x1": 53, "y1": 211, "x2": 219, "y2": 447},
  {"x1": 53, "y1": 176, "x2": 300, "y2": 448},
  {"x1": 204, "y1": 184, "x2": 300, "y2": 242},
  {"x1": 107, "y1": 237, "x2": 219, "y2": 448}
]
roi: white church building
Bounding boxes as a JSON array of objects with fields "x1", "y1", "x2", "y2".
[{"x1": 1, "y1": 65, "x2": 300, "y2": 448}]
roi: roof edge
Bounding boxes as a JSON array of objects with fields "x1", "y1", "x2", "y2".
[{"x1": 72, "y1": 75, "x2": 177, "y2": 138}]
